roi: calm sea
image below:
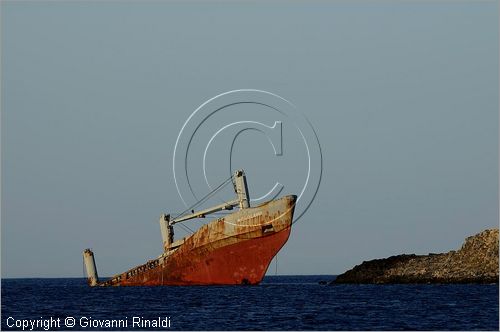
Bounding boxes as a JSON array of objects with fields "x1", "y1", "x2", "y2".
[{"x1": 1, "y1": 276, "x2": 498, "y2": 330}]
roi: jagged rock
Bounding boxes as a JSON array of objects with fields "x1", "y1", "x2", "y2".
[{"x1": 333, "y1": 229, "x2": 499, "y2": 284}]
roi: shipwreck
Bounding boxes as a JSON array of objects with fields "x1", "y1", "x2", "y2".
[{"x1": 83, "y1": 169, "x2": 296, "y2": 286}]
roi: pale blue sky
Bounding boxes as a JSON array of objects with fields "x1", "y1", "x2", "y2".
[{"x1": 2, "y1": 1, "x2": 498, "y2": 277}]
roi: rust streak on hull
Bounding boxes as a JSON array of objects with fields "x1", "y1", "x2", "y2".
[{"x1": 99, "y1": 195, "x2": 296, "y2": 286}]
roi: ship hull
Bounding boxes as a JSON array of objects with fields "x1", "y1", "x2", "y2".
[{"x1": 100, "y1": 195, "x2": 296, "y2": 286}]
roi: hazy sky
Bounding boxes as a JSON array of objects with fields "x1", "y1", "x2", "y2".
[{"x1": 2, "y1": 1, "x2": 498, "y2": 278}]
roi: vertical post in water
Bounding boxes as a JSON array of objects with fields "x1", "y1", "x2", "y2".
[
  {"x1": 83, "y1": 248, "x2": 99, "y2": 287},
  {"x1": 234, "y1": 170, "x2": 250, "y2": 209}
]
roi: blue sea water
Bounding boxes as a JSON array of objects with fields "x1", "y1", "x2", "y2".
[{"x1": 1, "y1": 276, "x2": 498, "y2": 330}]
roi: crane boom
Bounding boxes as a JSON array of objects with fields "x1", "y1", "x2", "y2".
[{"x1": 171, "y1": 170, "x2": 250, "y2": 225}]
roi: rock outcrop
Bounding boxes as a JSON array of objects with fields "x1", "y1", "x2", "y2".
[{"x1": 333, "y1": 229, "x2": 499, "y2": 284}]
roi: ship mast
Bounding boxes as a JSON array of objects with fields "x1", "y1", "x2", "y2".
[
  {"x1": 172, "y1": 169, "x2": 250, "y2": 224},
  {"x1": 159, "y1": 169, "x2": 250, "y2": 252}
]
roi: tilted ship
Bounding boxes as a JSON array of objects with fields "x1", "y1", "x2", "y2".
[{"x1": 83, "y1": 170, "x2": 296, "y2": 286}]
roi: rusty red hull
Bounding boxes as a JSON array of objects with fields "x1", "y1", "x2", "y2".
[{"x1": 99, "y1": 195, "x2": 296, "y2": 286}]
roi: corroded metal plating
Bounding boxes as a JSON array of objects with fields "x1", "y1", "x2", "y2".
[{"x1": 98, "y1": 195, "x2": 296, "y2": 286}]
